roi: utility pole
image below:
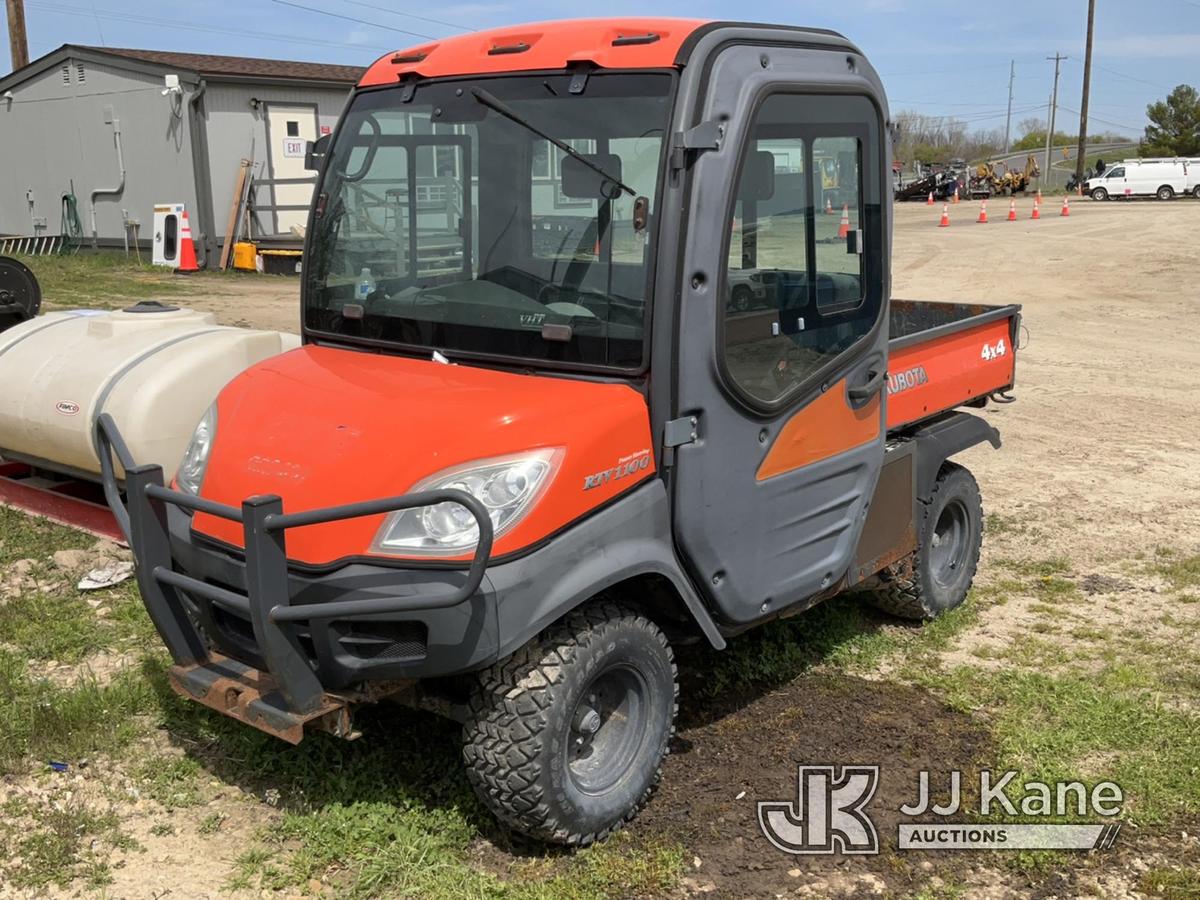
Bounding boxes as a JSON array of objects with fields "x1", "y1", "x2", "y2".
[
  {"x1": 1043, "y1": 53, "x2": 1066, "y2": 190},
  {"x1": 1003, "y1": 60, "x2": 1015, "y2": 154},
  {"x1": 1074, "y1": 0, "x2": 1097, "y2": 186},
  {"x1": 5, "y1": 0, "x2": 29, "y2": 71}
]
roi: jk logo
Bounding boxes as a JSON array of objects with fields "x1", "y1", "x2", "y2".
[{"x1": 757, "y1": 765, "x2": 880, "y2": 855}]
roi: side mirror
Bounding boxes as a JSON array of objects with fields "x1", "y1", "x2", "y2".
[
  {"x1": 561, "y1": 153, "x2": 623, "y2": 199},
  {"x1": 304, "y1": 134, "x2": 332, "y2": 171},
  {"x1": 738, "y1": 150, "x2": 776, "y2": 202}
]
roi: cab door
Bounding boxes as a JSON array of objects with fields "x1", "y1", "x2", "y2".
[{"x1": 671, "y1": 45, "x2": 890, "y2": 625}]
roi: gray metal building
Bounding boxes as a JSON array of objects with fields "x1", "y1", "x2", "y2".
[{"x1": 0, "y1": 45, "x2": 363, "y2": 264}]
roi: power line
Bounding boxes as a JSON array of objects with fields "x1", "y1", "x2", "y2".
[
  {"x1": 334, "y1": 0, "x2": 469, "y2": 32},
  {"x1": 1091, "y1": 63, "x2": 1174, "y2": 92},
  {"x1": 27, "y1": 1, "x2": 394, "y2": 53},
  {"x1": 268, "y1": 0, "x2": 438, "y2": 40},
  {"x1": 1057, "y1": 104, "x2": 1143, "y2": 133}
]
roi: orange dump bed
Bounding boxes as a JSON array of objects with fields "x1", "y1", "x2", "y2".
[{"x1": 886, "y1": 301, "x2": 1020, "y2": 431}]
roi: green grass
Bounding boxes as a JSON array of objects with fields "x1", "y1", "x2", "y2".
[
  {"x1": 11, "y1": 250, "x2": 230, "y2": 309},
  {"x1": 0, "y1": 508, "x2": 155, "y2": 662},
  {"x1": 1142, "y1": 867, "x2": 1200, "y2": 899},
  {"x1": 4, "y1": 499, "x2": 1199, "y2": 896},
  {"x1": 0, "y1": 650, "x2": 157, "y2": 775},
  {"x1": 0, "y1": 794, "x2": 135, "y2": 890},
  {"x1": 1152, "y1": 551, "x2": 1200, "y2": 593},
  {"x1": 134, "y1": 755, "x2": 205, "y2": 809}
]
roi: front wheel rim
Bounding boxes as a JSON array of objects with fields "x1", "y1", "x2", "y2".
[
  {"x1": 566, "y1": 665, "x2": 651, "y2": 796},
  {"x1": 929, "y1": 499, "x2": 971, "y2": 589}
]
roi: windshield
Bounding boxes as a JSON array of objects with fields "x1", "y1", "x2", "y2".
[{"x1": 304, "y1": 73, "x2": 673, "y2": 370}]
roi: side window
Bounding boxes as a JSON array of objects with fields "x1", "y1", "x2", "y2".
[{"x1": 720, "y1": 94, "x2": 879, "y2": 406}]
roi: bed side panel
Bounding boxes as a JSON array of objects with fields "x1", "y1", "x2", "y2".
[{"x1": 886, "y1": 316, "x2": 1015, "y2": 430}]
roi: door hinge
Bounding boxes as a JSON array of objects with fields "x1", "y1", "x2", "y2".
[
  {"x1": 662, "y1": 415, "x2": 699, "y2": 468},
  {"x1": 669, "y1": 121, "x2": 723, "y2": 171},
  {"x1": 664, "y1": 415, "x2": 699, "y2": 448}
]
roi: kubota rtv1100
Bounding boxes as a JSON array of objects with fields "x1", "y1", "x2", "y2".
[{"x1": 99, "y1": 18, "x2": 1020, "y2": 844}]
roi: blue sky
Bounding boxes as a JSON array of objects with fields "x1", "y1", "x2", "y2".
[{"x1": 13, "y1": 0, "x2": 1199, "y2": 136}]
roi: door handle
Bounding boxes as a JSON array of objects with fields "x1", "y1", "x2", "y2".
[{"x1": 847, "y1": 368, "x2": 886, "y2": 403}]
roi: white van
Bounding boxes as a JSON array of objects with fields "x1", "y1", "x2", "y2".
[{"x1": 1084, "y1": 158, "x2": 1197, "y2": 200}]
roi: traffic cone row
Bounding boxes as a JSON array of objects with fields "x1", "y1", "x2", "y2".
[
  {"x1": 934, "y1": 192, "x2": 1075, "y2": 227},
  {"x1": 175, "y1": 210, "x2": 200, "y2": 274}
]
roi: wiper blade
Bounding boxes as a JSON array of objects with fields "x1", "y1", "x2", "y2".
[{"x1": 470, "y1": 87, "x2": 636, "y2": 197}]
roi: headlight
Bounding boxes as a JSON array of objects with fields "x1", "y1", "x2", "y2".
[
  {"x1": 372, "y1": 449, "x2": 561, "y2": 556},
  {"x1": 176, "y1": 403, "x2": 217, "y2": 495}
]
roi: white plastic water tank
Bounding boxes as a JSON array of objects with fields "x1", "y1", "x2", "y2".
[{"x1": 0, "y1": 302, "x2": 300, "y2": 479}]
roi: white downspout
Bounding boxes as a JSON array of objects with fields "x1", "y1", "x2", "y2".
[{"x1": 90, "y1": 115, "x2": 126, "y2": 248}]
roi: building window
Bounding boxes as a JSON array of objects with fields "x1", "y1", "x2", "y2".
[{"x1": 286, "y1": 121, "x2": 299, "y2": 137}]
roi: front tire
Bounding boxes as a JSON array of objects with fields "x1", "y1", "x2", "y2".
[
  {"x1": 1091, "y1": 187, "x2": 1108, "y2": 201},
  {"x1": 864, "y1": 463, "x2": 983, "y2": 620},
  {"x1": 462, "y1": 602, "x2": 678, "y2": 845}
]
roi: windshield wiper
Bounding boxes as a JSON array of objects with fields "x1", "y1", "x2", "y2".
[{"x1": 470, "y1": 87, "x2": 636, "y2": 197}]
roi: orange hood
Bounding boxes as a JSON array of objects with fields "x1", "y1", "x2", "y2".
[{"x1": 191, "y1": 345, "x2": 654, "y2": 565}]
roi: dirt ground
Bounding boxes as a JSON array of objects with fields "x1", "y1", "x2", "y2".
[{"x1": 6, "y1": 198, "x2": 1199, "y2": 898}]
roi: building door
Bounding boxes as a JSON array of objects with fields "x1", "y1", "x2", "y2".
[
  {"x1": 264, "y1": 103, "x2": 320, "y2": 234},
  {"x1": 671, "y1": 45, "x2": 890, "y2": 625}
]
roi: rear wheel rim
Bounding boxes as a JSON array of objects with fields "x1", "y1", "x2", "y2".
[
  {"x1": 929, "y1": 499, "x2": 971, "y2": 589},
  {"x1": 566, "y1": 665, "x2": 651, "y2": 796}
]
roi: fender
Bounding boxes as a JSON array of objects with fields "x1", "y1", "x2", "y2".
[
  {"x1": 489, "y1": 479, "x2": 726, "y2": 654},
  {"x1": 912, "y1": 411, "x2": 1001, "y2": 502}
]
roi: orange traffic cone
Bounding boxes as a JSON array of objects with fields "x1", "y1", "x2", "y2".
[
  {"x1": 1036, "y1": 188, "x2": 1043, "y2": 205},
  {"x1": 938, "y1": 204, "x2": 950, "y2": 228},
  {"x1": 1060, "y1": 196, "x2": 1070, "y2": 217},
  {"x1": 977, "y1": 199, "x2": 988, "y2": 224},
  {"x1": 1007, "y1": 199, "x2": 1017, "y2": 221},
  {"x1": 836, "y1": 204, "x2": 850, "y2": 238},
  {"x1": 175, "y1": 210, "x2": 200, "y2": 274},
  {"x1": 1031, "y1": 201, "x2": 1040, "y2": 220},
  {"x1": 927, "y1": 191, "x2": 934, "y2": 205},
  {"x1": 953, "y1": 187, "x2": 960, "y2": 204},
  {"x1": 824, "y1": 196, "x2": 833, "y2": 215}
]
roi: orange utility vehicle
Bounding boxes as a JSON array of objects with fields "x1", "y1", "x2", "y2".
[{"x1": 99, "y1": 18, "x2": 1019, "y2": 844}]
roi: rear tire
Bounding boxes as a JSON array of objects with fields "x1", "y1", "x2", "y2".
[
  {"x1": 462, "y1": 602, "x2": 677, "y2": 845},
  {"x1": 1192, "y1": 185, "x2": 1200, "y2": 200},
  {"x1": 864, "y1": 463, "x2": 983, "y2": 620},
  {"x1": 1157, "y1": 185, "x2": 1174, "y2": 201}
]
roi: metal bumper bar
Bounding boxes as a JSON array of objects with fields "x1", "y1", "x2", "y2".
[{"x1": 94, "y1": 413, "x2": 493, "y2": 720}]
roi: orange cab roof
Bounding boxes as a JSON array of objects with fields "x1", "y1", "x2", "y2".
[{"x1": 359, "y1": 18, "x2": 711, "y2": 86}]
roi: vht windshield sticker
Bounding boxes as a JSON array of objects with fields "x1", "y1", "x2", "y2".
[
  {"x1": 583, "y1": 450, "x2": 651, "y2": 490},
  {"x1": 887, "y1": 366, "x2": 928, "y2": 396}
]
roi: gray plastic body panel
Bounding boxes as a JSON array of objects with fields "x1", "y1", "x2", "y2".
[
  {"x1": 664, "y1": 36, "x2": 894, "y2": 624},
  {"x1": 164, "y1": 478, "x2": 722, "y2": 688}
]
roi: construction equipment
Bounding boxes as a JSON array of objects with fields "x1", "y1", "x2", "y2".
[
  {"x1": 96, "y1": 18, "x2": 1020, "y2": 846},
  {"x1": 974, "y1": 155, "x2": 1040, "y2": 197}
]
